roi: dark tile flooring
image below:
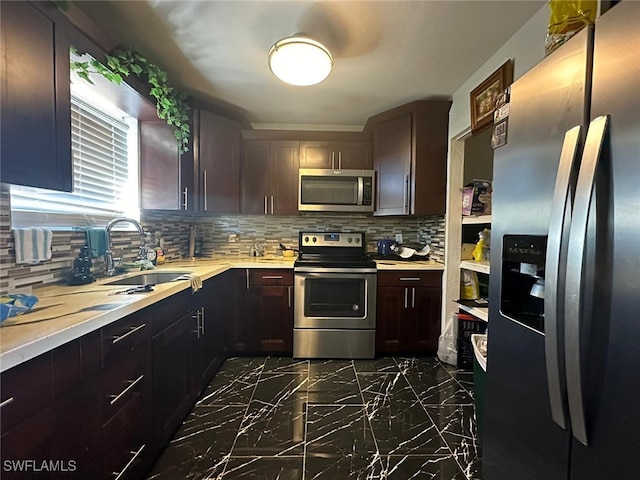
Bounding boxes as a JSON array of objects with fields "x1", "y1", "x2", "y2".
[{"x1": 146, "y1": 356, "x2": 481, "y2": 479}]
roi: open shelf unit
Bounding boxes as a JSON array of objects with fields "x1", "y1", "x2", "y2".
[
  {"x1": 462, "y1": 214, "x2": 492, "y2": 225},
  {"x1": 460, "y1": 260, "x2": 490, "y2": 274},
  {"x1": 443, "y1": 127, "x2": 493, "y2": 331}
]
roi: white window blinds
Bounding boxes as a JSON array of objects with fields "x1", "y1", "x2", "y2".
[{"x1": 10, "y1": 94, "x2": 139, "y2": 228}]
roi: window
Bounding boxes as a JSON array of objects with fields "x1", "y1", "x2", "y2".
[{"x1": 10, "y1": 90, "x2": 139, "y2": 229}]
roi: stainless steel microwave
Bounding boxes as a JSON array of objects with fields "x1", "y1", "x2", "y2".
[{"x1": 298, "y1": 169, "x2": 375, "y2": 212}]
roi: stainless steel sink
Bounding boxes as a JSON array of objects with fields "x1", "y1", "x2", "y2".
[{"x1": 103, "y1": 271, "x2": 194, "y2": 286}]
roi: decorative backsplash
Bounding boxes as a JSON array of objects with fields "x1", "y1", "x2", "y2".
[
  {"x1": 194, "y1": 213, "x2": 446, "y2": 262},
  {"x1": 0, "y1": 184, "x2": 445, "y2": 294}
]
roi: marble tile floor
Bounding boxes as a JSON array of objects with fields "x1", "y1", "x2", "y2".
[{"x1": 146, "y1": 356, "x2": 481, "y2": 480}]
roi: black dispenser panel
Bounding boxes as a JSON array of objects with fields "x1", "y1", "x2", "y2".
[{"x1": 500, "y1": 235, "x2": 547, "y2": 333}]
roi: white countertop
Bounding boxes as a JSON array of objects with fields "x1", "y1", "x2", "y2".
[{"x1": 0, "y1": 256, "x2": 443, "y2": 372}]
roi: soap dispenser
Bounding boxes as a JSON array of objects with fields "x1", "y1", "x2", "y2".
[{"x1": 66, "y1": 245, "x2": 95, "y2": 285}]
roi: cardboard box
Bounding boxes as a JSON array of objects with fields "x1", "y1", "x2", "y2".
[{"x1": 462, "y1": 180, "x2": 492, "y2": 216}]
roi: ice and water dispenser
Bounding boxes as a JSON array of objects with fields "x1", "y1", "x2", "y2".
[{"x1": 500, "y1": 235, "x2": 547, "y2": 333}]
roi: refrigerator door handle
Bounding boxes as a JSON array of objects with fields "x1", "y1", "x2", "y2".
[
  {"x1": 545, "y1": 125, "x2": 582, "y2": 430},
  {"x1": 565, "y1": 115, "x2": 609, "y2": 447}
]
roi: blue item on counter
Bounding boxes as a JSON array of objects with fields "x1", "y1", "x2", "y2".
[{"x1": 0, "y1": 294, "x2": 39, "y2": 323}]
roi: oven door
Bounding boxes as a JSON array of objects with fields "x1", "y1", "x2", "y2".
[{"x1": 294, "y1": 269, "x2": 376, "y2": 329}]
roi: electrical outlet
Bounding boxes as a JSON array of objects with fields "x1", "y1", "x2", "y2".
[
  {"x1": 227, "y1": 233, "x2": 238, "y2": 243},
  {"x1": 395, "y1": 233, "x2": 403, "y2": 244}
]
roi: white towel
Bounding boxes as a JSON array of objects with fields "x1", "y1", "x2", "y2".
[{"x1": 13, "y1": 228, "x2": 53, "y2": 264}]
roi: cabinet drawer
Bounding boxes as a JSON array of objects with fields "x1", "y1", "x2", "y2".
[
  {"x1": 0, "y1": 406, "x2": 54, "y2": 480},
  {"x1": 84, "y1": 343, "x2": 151, "y2": 461},
  {"x1": 102, "y1": 315, "x2": 151, "y2": 367},
  {"x1": 377, "y1": 271, "x2": 442, "y2": 287},
  {"x1": 85, "y1": 411, "x2": 152, "y2": 480},
  {"x1": 250, "y1": 269, "x2": 293, "y2": 286},
  {"x1": 1, "y1": 353, "x2": 52, "y2": 433}
]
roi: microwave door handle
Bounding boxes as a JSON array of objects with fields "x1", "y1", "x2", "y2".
[{"x1": 357, "y1": 177, "x2": 364, "y2": 205}]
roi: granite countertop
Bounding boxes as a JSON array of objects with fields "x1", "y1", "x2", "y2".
[{"x1": 0, "y1": 255, "x2": 443, "y2": 372}]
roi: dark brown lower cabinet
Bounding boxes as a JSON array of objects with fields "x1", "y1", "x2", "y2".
[
  {"x1": 0, "y1": 407, "x2": 53, "y2": 480},
  {"x1": 151, "y1": 312, "x2": 194, "y2": 447},
  {"x1": 376, "y1": 271, "x2": 442, "y2": 354},
  {"x1": 231, "y1": 269, "x2": 293, "y2": 354},
  {"x1": 192, "y1": 273, "x2": 228, "y2": 395},
  {"x1": 85, "y1": 411, "x2": 152, "y2": 480}
]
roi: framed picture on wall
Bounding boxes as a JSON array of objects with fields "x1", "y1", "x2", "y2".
[{"x1": 470, "y1": 60, "x2": 513, "y2": 135}]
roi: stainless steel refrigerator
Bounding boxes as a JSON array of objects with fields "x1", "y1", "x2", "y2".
[{"x1": 483, "y1": 2, "x2": 639, "y2": 479}]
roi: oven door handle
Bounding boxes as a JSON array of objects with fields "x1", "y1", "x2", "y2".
[{"x1": 294, "y1": 267, "x2": 377, "y2": 274}]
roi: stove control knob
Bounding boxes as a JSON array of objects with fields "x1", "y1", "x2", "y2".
[
  {"x1": 355, "y1": 237, "x2": 360, "y2": 243},
  {"x1": 348, "y1": 237, "x2": 352, "y2": 243},
  {"x1": 312, "y1": 236, "x2": 317, "y2": 243},
  {"x1": 304, "y1": 236, "x2": 309, "y2": 244}
]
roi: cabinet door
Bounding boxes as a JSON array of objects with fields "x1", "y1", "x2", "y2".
[
  {"x1": 250, "y1": 285, "x2": 293, "y2": 353},
  {"x1": 230, "y1": 269, "x2": 257, "y2": 352},
  {"x1": 152, "y1": 314, "x2": 194, "y2": 444},
  {"x1": 139, "y1": 121, "x2": 184, "y2": 210},
  {"x1": 193, "y1": 276, "x2": 227, "y2": 394},
  {"x1": 198, "y1": 110, "x2": 240, "y2": 213},
  {"x1": 299, "y1": 141, "x2": 333, "y2": 168},
  {"x1": 336, "y1": 142, "x2": 373, "y2": 169},
  {"x1": 373, "y1": 114, "x2": 412, "y2": 215},
  {"x1": 0, "y1": 1, "x2": 71, "y2": 191},
  {"x1": 409, "y1": 286, "x2": 442, "y2": 353},
  {"x1": 241, "y1": 140, "x2": 271, "y2": 214},
  {"x1": 375, "y1": 286, "x2": 407, "y2": 353},
  {"x1": 270, "y1": 140, "x2": 299, "y2": 215}
]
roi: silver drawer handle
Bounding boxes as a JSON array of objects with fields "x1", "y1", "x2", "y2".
[
  {"x1": 399, "y1": 277, "x2": 421, "y2": 281},
  {"x1": 113, "y1": 444, "x2": 145, "y2": 480},
  {"x1": 0, "y1": 397, "x2": 14, "y2": 409},
  {"x1": 261, "y1": 275, "x2": 283, "y2": 279},
  {"x1": 112, "y1": 324, "x2": 146, "y2": 344},
  {"x1": 109, "y1": 374, "x2": 144, "y2": 406}
]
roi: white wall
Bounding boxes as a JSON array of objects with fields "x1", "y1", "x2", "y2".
[{"x1": 448, "y1": 4, "x2": 550, "y2": 138}]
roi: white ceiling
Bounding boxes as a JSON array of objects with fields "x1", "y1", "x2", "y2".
[{"x1": 76, "y1": 0, "x2": 546, "y2": 131}]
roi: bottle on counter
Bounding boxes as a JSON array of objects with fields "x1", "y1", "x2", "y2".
[
  {"x1": 66, "y1": 245, "x2": 94, "y2": 285},
  {"x1": 155, "y1": 232, "x2": 166, "y2": 264}
]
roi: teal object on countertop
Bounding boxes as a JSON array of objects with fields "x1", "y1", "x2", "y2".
[
  {"x1": 84, "y1": 228, "x2": 107, "y2": 258},
  {"x1": 1, "y1": 294, "x2": 39, "y2": 323}
]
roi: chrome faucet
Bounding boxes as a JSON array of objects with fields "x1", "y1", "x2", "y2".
[{"x1": 104, "y1": 217, "x2": 147, "y2": 276}]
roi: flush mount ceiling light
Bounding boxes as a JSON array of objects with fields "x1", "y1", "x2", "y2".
[{"x1": 268, "y1": 33, "x2": 333, "y2": 86}]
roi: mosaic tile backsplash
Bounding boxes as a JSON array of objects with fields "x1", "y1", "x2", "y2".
[{"x1": 0, "y1": 184, "x2": 445, "y2": 294}]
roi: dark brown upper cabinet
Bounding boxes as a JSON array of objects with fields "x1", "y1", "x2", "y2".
[
  {"x1": 140, "y1": 121, "x2": 190, "y2": 210},
  {"x1": 370, "y1": 100, "x2": 451, "y2": 216},
  {"x1": 0, "y1": 1, "x2": 72, "y2": 191},
  {"x1": 299, "y1": 141, "x2": 372, "y2": 170},
  {"x1": 194, "y1": 109, "x2": 241, "y2": 214},
  {"x1": 241, "y1": 140, "x2": 299, "y2": 216}
]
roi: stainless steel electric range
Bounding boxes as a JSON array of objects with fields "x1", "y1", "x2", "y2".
[{"x1": 293, "y1": 231, "x2": 377, "y2": 359}]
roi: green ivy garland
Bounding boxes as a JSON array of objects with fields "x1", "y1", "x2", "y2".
[{"x1": 71, "y1": 48, "x2": 190, "y2": 154}]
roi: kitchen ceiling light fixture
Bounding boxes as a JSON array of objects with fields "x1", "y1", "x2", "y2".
[{"x1": 268, "y1": 33, "x2": 333, "y2": 86}]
